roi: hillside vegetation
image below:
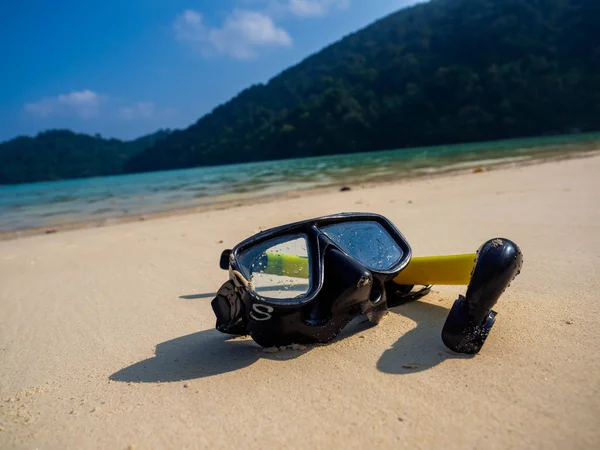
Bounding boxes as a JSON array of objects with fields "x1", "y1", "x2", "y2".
[{"x1": 0, "y1": 130, "x2": 170, "y2": 184}]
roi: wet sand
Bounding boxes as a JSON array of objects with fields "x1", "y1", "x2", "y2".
[{"x1": 1, "y1": 155, "x2": 599, "y2": 449}]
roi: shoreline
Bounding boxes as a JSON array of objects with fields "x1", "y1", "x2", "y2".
[{"x1": 2, "y1": 148, "x2": 598, "y2": 241}]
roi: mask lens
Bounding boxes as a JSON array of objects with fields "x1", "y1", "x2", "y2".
[
  {"x1": 321, "y1": 221, "x2": 403, "y2": 271},
  {"x1": 237, "y1": 234, "x2": 311, "y2": 299}
]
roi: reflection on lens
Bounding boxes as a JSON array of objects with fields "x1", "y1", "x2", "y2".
[
  {"x1": 321, "y1": 221, "x2": 403, "y2": 270},
  {"x1": 237, "y1": 234, "x2": 311, "y2": 299}
]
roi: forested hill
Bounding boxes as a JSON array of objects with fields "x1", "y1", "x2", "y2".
[
  {"x1": 0, "y1": 130, "x2": 170, "y2": 184},
  {"x1": 124, "y1": 0, "x2": 599, "y2": 172}
]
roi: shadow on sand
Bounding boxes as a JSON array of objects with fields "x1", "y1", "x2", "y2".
[
  {"x1": 377, "y1": 300, "x2": 474, "y2": 375},
  {"x1": 111, "y1": 329, "x2": 267, "y2": 383},
  {"x1": 110, "y1": 296, "x2": 472, "y2": 383}
]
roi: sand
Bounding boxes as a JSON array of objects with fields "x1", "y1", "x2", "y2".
[{"x1": 0, "y1": 155, "x2": 599, "y2": 449}]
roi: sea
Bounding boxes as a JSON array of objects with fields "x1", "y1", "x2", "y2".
[{"x1": 1, "y1": 133, "x2": 598, "y2": 234}]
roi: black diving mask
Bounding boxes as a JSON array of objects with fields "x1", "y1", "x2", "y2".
[
  {"x1": 210, "y1": 212, "x2": 523, "y2": 354},
  {"x1": 211, "y1": 213, "x2": 413, "y2": 348}
]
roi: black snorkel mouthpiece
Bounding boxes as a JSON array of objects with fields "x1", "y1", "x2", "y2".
[{"x1": 441, "y1": 238, "x2": 523, "y2": 354}]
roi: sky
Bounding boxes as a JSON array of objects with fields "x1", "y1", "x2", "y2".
[{"x1": 0, "y1": 0, "x2": 423, "y2": 143}]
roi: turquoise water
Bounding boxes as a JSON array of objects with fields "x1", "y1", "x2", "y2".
[{"x1": 1, "y1": 133, "x2": 598, "y2": 233}]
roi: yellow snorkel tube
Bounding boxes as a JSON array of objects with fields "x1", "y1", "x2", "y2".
[
  {"x1": 263, "y1": 252, "x2": 475, "y2": 286},
  {"x1": 392, "y1": 253, "x2": 475, "y2": 286},
  {"x1": 262, "y1": 253, "x2": 311, "y2": 279}
]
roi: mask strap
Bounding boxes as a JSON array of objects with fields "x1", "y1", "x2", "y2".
[
  {"x1": 229, "y1": 268, "x2": 255, "y2": 292},
  {"x1": 211, "y1": 278, "x2": 249, "y2": 336}
]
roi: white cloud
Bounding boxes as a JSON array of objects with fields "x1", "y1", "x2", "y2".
[
  {"x1": 24, "y1": 89, "x2": 103, "y2": 119},
  {"x1": 242, "y1": 0, "x2": 350, "y2": 18},
  {"x1": 24, "y1": 92, "x2": 175, "y2": 124},
  {"x1": 174, "y1": 9, "x2": 292, "y2": 60},
  {"x1": 117, "y1": 102, "x2": 156, "y2": 120},
  {"x1": 286, "y1": 0, "x2": 349, "y2": 17},
  {"x1": 174, "y1": 10, "x2": 205, "y2": 42},
  {"x1": 117, "y1": 102, "x2": 178, "y2": 121}
]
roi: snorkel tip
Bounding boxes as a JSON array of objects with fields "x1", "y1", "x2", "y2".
[{"x1": 441, "y1": 238, "x2": 523, "y2": 354}]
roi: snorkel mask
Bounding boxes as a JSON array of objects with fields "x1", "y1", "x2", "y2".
[{"x1": 211, "y1": 213, "x2": 523, "y2": 354}]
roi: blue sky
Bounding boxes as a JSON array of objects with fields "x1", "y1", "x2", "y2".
[{"x1": 0, "y1": 0, "x2": 422, "y2": 142}]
